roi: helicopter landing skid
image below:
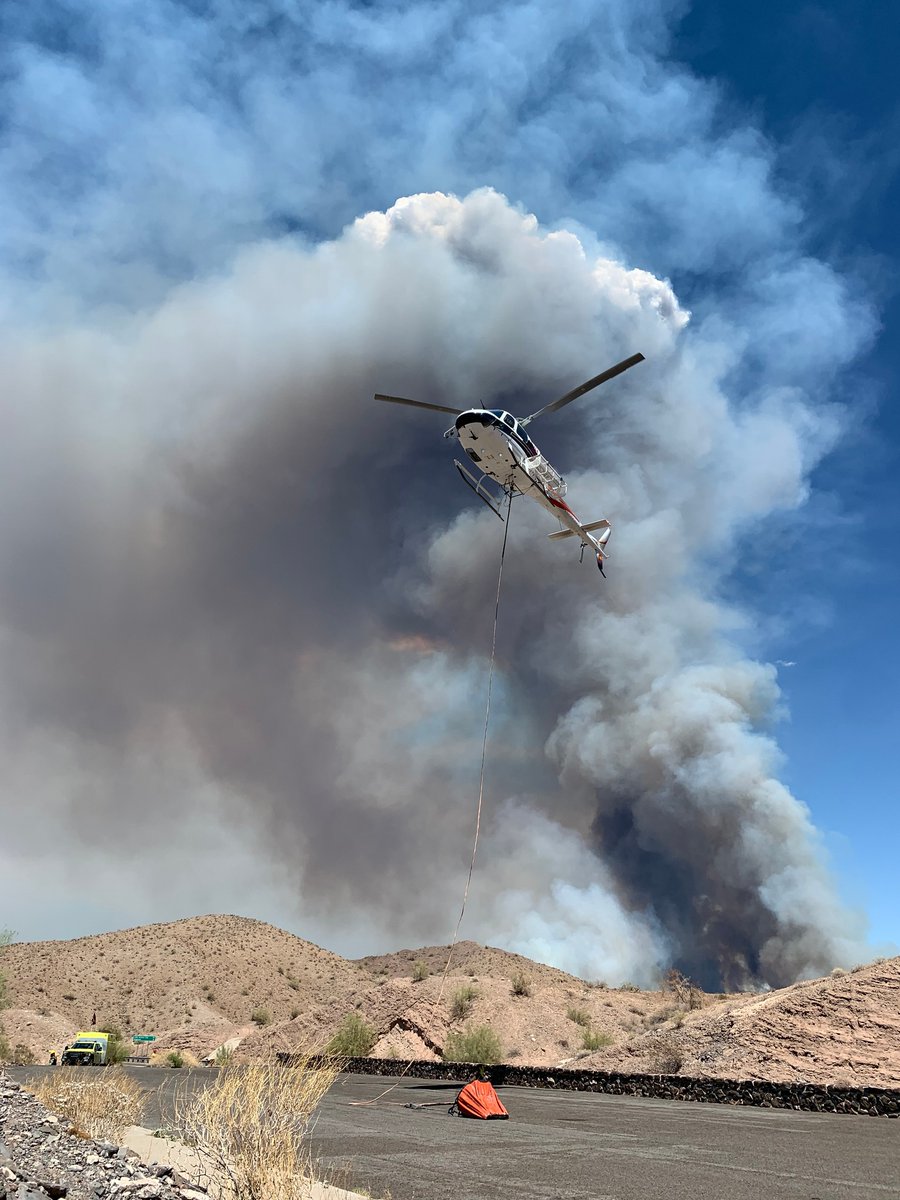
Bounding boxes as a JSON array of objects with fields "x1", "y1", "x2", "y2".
[{"x1": 454, "y1": 460, "x2": 508, "y2": 520}]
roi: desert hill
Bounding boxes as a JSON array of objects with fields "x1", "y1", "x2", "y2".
[
  {"x1": 581, "y1": 955, "x2": 900, "y2": 1088},
  {"x1": 2, "y1": 915, "x2": 898, "y2": 1088},
  {"x1": 1, "y1": 914, "x2": 365, "y2": 1057}
]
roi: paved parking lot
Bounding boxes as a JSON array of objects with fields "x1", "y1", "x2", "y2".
[{"x1": 9, "y1": 1066, "x2": 899, "y2": 1200}]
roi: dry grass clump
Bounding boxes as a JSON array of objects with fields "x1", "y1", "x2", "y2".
[
  {"x1": 173, "y1": 1055, "x2": 339, "y2": 1200},
  {"x1": 32, "y1": 1067, "x2": 144, "y2": 1139},
  {"x1": 450, "y1": 985, "x2": 478, "y2": 1021},
  {"x1": 581, "y1": 1029, "x2": 613, "y2": 1052},
  {"x1": 510, "y1": 972, "x2": 532, "y2": 997},
  {"x1": 646, "y1": 1034, "x2": 684, "y2": 1074}
]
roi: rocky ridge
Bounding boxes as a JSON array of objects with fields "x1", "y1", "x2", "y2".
[{"x1": 0, "y1": 1073, "x2": 205, "y2": 1200}]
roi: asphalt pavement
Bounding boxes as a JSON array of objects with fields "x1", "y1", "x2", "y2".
[{"x1": 8, "y1": 1066, "x2": 899, "y2": 1200}]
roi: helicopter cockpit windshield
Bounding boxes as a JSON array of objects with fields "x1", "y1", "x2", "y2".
[{"x1": 488, "y1": 409, "x2": 537, "y2": 456}]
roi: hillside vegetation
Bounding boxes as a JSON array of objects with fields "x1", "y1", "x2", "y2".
[{"x1": 3, "y1": 916, "x2": 898, "y2": 1087}]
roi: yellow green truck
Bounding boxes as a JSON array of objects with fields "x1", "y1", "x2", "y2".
[{"x1": 60, "y1": 1031, "x2": 110, "y2": 1065}]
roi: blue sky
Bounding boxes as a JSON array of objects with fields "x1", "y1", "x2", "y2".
[
  {"x1": 674, "y1": 0, "x2": 900, "y2": 948},
  {"x1": 0, "y1": 0, "x2": 896, "y2": 977}
]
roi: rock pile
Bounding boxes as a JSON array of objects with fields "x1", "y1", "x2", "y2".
[{"x1": 0, "y1": 1074, "x2": 206, "y2": 1200}]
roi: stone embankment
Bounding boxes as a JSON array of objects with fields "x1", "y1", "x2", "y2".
[
  {"x1": 280, "y1": 1055, "x2": 900, "y2": 1117},
  {"x1": 0, "y1": 1073, "x2": 206, "y2": 1200}
]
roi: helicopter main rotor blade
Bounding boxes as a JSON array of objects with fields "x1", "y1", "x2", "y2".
[
  {"x1": 374, "y1": 393, "x2": 463, "y2": 416},
  {"x1": 520, "y1": 353, "x2": 645, "y2": 426}
]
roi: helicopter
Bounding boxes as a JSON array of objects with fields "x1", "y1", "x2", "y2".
[{"x1": 375, "y1": 353, "x2": 644, "y2": 573}]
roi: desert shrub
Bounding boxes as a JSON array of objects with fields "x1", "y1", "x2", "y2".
[
  {"x1": 566, "y1": 1007, "x2": 590, "y2": 1027},
  {"x1": 0, "y1": 928, "x2": 11, "y2": 1011},
  {"x1": 324, "y1": 1013, "x2": 375, "y2": 1057},
  {"x1": 510, "y1": 972, "x2": 532, "y2": 997},
  {"x1": 0, "y1": 929, "x2": 11, "y2": 1062},
  {"x1": 831, "y1": 967, "x2": 847, "y2": 977},
  {"x1": 167, "y1": 1050, "x2": 185, "y2": 1068},
  {"x1": 32, "y1": 1067, "x2": 144, "y2": 1139},
  {"x1": 289, "y1": 1007, "x2": 300, "y2": 1020},
  {"x1": 98, "y1": 1024, "x2": 130, "y2": 1064},
  {"x1": 618, "y1": 982, "x2": 640, "y2": 992},
  {"x1": 647, "y1": 1036, "x2": 684, "y2": 1074},
  {"x1": 450, "y1": 985, "x2": 478, "y2": 1021},
  {"x1": 646, "y1": 1005, "x2": 677, "y2": 1027},
  {"x1": 581, "y1": 1029, "x2": 612, "y2": 1052},
  {"x1": 443, "y1": 1025, "x2": 503, "y2": 1066},
  {"x1": 173, "y1": 1055, "x2": 339, "y2": 1200},
  {"x1": 663, "y1": 968, "x2": 703, "y2": 1010},
  {"x1": 214, "y1": 1046, "x2": 235, "y2": 1067},
  {"x1": 12, "y1": 1043, "x2": 36, "y2": 1064},
  {"x1": 62, "y1": 993, "x2": 76, "y2": 1002},
  {"x1": 250, "y1": 1007, "x2": 272, "y2": 1027},
  {"x1": 412, "y1": 959, "x2": 429, "y2": 982}
]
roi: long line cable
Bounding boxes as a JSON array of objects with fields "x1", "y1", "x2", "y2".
[
  {"x1": 349, "y1": 490, "x2": 514, "y2": 1105},
  {"x1": 445, "y1": 489, "x2": 513, "y2": 956}
]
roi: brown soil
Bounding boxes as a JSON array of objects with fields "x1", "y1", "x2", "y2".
[{"x1": 2, "y1": 916, "x2": 897, "y2": 1087}]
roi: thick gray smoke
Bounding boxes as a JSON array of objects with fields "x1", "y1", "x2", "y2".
[
  {"x1": 0, "y1": 191, "x2": 869, "y2": 986},
  {"x1": 0, "y1": 1, "x2": 876, "y2": 986}
]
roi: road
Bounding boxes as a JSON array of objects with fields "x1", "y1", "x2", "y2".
[{"x1": 8, "y1": 1066, "x2": 899, "y2": 1200}]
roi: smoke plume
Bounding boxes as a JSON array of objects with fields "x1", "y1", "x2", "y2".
[{"x1": 0, "y1": 2, "x2": 875, "y2": 987}]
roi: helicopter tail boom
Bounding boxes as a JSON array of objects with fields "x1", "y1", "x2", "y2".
[{"x1": 547, "y1": 518, "x2": 611, "y2": 544}]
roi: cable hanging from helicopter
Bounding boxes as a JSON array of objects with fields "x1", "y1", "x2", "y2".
[{"x1": 374, "y1": 352, "x2": 644, "y2": 575}]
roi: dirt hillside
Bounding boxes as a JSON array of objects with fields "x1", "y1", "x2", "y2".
[
  {"x1": 581, "y1": 956, "x2": 900, "y2": 1087},
  {"x1": 2, "y1": 916, "x2": 897, "y2": 1087},
  {"x1": 1, "y1": 914, "x2": 366, "y2": 1060}
]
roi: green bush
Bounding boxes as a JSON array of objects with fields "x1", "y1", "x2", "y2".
[
  {"x1": 443, "y1": 1025, "x2": 502, "y2": 1066},
  {"x1": 0, "y1": 929, "x2": 10, "y2": 1012},
  {"x1": 214, "y1": 1046, "x2": 234, "y2": 1066},
  {"x1": 324, "y1": 1013, "x2": 376, "y2": 1057},
  {"x1": 566, "y1": 1007, "x2": 590, "y2": 1027},
  {"x1": 582, "y1": 1029, "x2": 612, "y2": 1051},
  {"x1": 0, "y1": 929, "x2": 11, "y2": 1063},
  {"x1": 412, "y1": 959, "x2": 429, "y2": 983},
  {"x1": 98, "y1": 1024, "x2": 130, "y2": 1064},
  {"x1": 450, "y1": 985, "x2": 478, "y2": 1021},
  {"x1": 510, "y1": 973, "x2": 532, "y2": 997},
  {"x1": 250, "y1": 1007, "x2": 272, "y2": 1027},
  {"x1": 166, "y1": 1050, "x2": 184, "y2": 1068}
]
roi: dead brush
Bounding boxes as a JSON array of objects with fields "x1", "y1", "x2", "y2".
[
  {"x1": 31, "y1": 1067, "x2": 144, "y2": 1139},
  {"x1": 173, "y1": 1054, "x2": 339, "y2": 1200}
]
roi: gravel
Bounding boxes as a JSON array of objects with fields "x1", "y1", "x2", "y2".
[{"x1": 0, "y1": 1072, "x2": 208, "y2": 1200}]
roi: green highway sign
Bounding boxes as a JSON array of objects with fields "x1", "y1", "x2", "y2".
[{"x1": 132, "y1": 1035, "x2": 156, "y2": 1043}]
